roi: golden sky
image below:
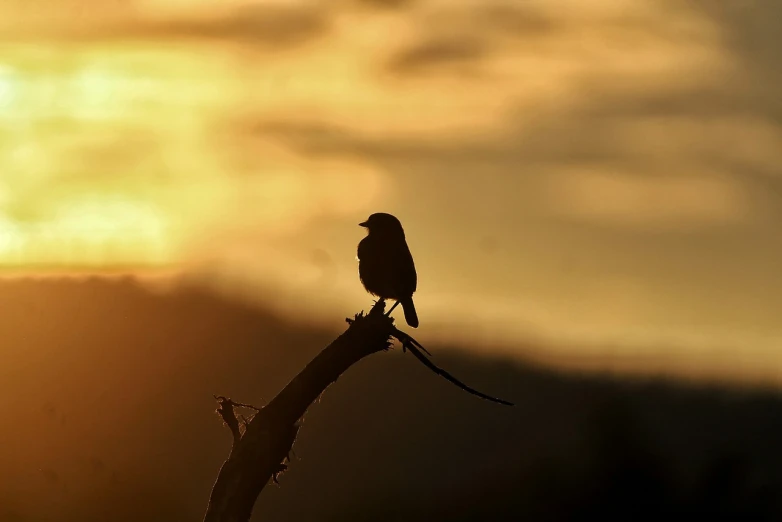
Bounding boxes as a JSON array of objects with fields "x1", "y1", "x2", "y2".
[{"x1": 1, "y1": 0, "x2": 781, "y2": 378}]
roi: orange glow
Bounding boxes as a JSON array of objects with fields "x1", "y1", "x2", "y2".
[
  {"x1": 0, "y1": 0, "x2": 729, "y2": 271},
  {"x1": 0, "y1": 43, "x2": 385, "y2": 270},
  {"x1": 1, "y1": 0, "x2": 781, "y2": 377}
]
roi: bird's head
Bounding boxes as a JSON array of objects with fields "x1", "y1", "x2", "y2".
[{"x1": 359, "y1": 212, "x2": 405, "y2": 236}]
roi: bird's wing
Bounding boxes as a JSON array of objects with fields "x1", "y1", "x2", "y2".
[{"x1": 395, "y1": 241, "x2": 418, "y2": 294}]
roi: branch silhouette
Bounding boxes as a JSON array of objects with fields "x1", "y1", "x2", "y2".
[
  {"x1": 203, "y1": 300, "x2": 512, "y2": 522},
  {"x1": 392, "y1": 328, "x2": 514, "y2": 406}
]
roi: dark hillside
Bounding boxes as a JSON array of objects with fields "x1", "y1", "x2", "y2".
[{"x1": 0, "y1": 278, "x2": 780, "y2": 521}]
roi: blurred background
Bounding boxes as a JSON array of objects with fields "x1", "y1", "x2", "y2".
[
  {"x1": 1, "y1": 0, "x2": 782, "y2": 520},
  {"x1": 1, "y1": 0, "x2": 781, "y2": 377}
]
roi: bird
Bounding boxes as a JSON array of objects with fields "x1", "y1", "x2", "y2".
[{"x1": 357, "y1": 212, "x2": 419, "y2": 328}]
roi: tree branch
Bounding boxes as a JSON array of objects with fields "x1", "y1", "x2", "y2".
[
  {"x1": 202, "y1": 299, "x2": 512, "y2": 522},
  {"x1": 203, "y1": 300, "x2": 394, "y2": 522}
]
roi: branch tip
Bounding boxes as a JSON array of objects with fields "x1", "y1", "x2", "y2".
[
  {"x1": 214, "y1": 396, "x2": 242, "y2": 442},
  {"x1": 391, "y1": 328, "x2": 514, "y2": 407}
]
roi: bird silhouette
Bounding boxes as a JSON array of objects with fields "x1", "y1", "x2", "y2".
[{"x1": 357, "y1": 212, "x2": 419, "y2": 328}]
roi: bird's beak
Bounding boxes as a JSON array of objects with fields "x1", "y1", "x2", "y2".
[{"x1": 359, "y1": 221, "x2": 368, "y2": 227}]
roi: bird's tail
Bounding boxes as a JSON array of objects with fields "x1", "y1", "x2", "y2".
[{"x1": 401, "y1": 296, "x2": 419, "y2": 328}]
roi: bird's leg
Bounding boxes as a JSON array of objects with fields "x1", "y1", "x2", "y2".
[{"x1": 386, "y1": 300, "x2": 401, "y2": 316}]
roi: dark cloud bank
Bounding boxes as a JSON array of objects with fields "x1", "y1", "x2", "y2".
[{"x1": 2, "y1": 277, "x2": 782, "y2": 521}]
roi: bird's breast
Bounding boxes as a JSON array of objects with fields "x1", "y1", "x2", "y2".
[{"x1": 357, "y1": 235, "x2": 416, "y2": 299}]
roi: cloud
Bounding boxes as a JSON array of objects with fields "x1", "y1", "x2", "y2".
[
  {"x1": 3, "y1": 0, "x2": 782, "y2": 360},
  {"x1": 248, "y1": 0, "x2": 782, "y2": 233},
  {"x1": 351, "y1": 0, "x2": 416, "y2": 10},
  {"x1": 232, "y1": 0, "x2": 782, "y2": 356},
  {"x1": 1, "y1": 2, "x2": 330, "y2": 49},
  {"x1": 381, "y1": 3, "x2": 553, "y2": 76},
  {"x1": 387, "y1": 37, "x2": 489, "y2": 74},
  {"x1": 0, "y1": 145, "x2": 386, "y2": 267},
  {"x1": 542, "y1": 169, "x2": 750, "y2": 229},
  {"x1": 108, "y1": 5, "x2": 330, "y2": 47}
]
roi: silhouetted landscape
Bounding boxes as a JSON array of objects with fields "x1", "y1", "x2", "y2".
[
  {"x1": 2, "y1": 277, "x2": 781, "y2": 521},
  {"x1": 2, "y1": 0, "x2": 781, "y2": 519}
]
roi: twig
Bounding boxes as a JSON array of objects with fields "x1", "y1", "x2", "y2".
[
  {"x1": 391, "y1": 328, "x2": 514, "y2": 406},
  {"x1": 214, "y1": 396, "x2": 242, "y2": 445},
  {"x1": 214, "y1": 395, "x2": 261, "y2": 411},
  {"x1": 394, "y1": 329, "x2": 432, "y2": 356},
  {"x1": 213, "y1": 396, "x2": 263, "y2": 448}
]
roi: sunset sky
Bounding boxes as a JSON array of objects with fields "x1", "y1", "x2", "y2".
[{"x1": 1, "y1": 0, "x2": 780, "y2": 379}]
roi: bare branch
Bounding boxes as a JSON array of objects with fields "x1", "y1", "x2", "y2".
[
  {"x1": 214, "y1": 396, "x2": 242, "y2": 445},
  {"x1": 214, "y1": 396, "x2": 261, "y2": 411},
  {"x1": 203, "y1": 300, "x2": 511, "y2": 522},
  {"x1": 203, "y1": 300, "x2": 394, "y2": 522},
  {"x1": 392, "y1": 328, "x2": 514, "y2": 406},
  {"x1": 394, "y1": 328, "x2": 432, "y2": 356}
]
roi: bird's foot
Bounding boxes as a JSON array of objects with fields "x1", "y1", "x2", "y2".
[
  {"x1": 386, "y1": 300, "x2": 401, "y2": 317},
  {"x1": 367, "y1": 298, "x2": 387, "y2": 317}
]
